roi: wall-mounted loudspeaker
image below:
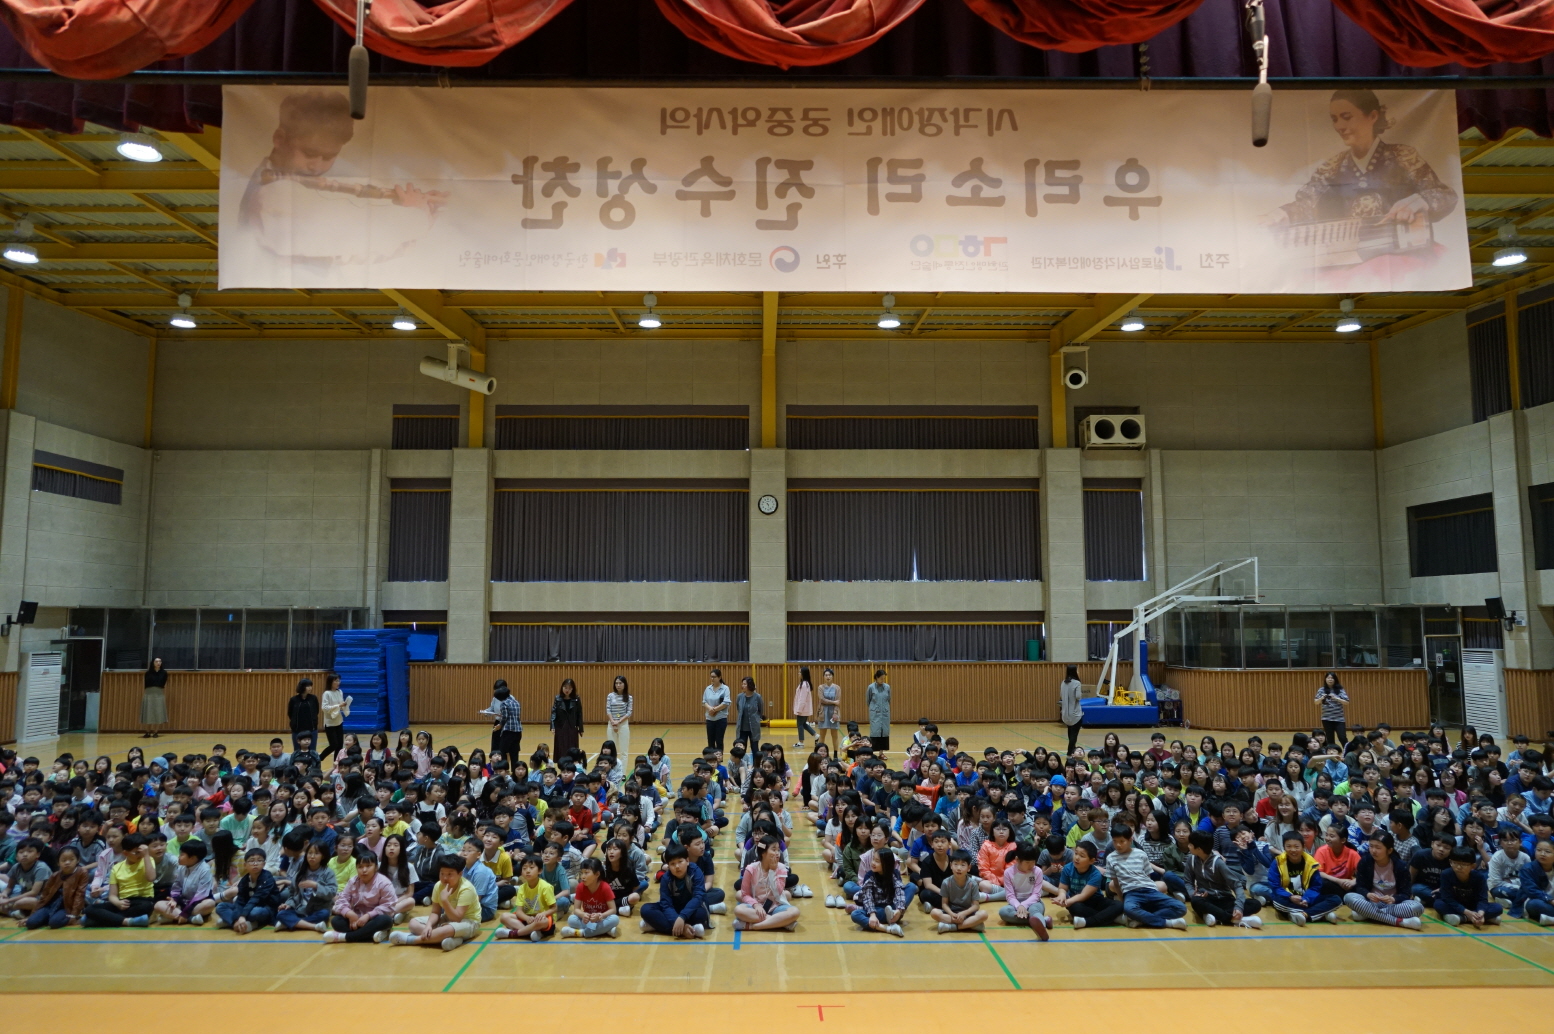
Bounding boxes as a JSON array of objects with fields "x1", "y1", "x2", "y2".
[
  {"x1": 1064, "y1": 367, "x2": 1089, "y2": 390},
  {"x1": 1081, "y1": 413, "x2": 1147, "y2": 449}
]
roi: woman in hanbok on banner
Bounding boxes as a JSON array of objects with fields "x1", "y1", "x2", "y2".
[{"x1": 1266, "y1": 90, "x2": 1458, "y2": 288}]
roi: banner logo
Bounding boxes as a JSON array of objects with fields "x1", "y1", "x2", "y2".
[{"x1": 769, "y1": 246, "x2": 800, "y2": 273}]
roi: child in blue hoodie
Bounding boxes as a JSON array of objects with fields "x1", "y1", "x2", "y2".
[{"x1": 1434, "y1": 845, "x2": 1501, "y2": 927}]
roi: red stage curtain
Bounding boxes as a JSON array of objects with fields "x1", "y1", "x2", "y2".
[
  {"x1": 960, "y1": 0, "x2": 1204, "y2": 52},
  {"x1": 309, "y1": 0, "x2": 575, "y2": 66},
  {"x1": 653, "y1": 0, "x2": 926, "y2": 69},
  {"x1": 0, "y1": 0, "x2": 258, "y2": 79},
  {"x1": 1329, "y1": 0, "x2": 1554, "y2": 68}
]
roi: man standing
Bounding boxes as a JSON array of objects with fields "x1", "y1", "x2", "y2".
[{"x1": 1059, "y1": 666, "x2": 1085, "y2": 755}]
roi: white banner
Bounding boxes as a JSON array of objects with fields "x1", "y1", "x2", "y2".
[{"x1": 219, "y1": 85, "x2": 1469, "y2": 294}]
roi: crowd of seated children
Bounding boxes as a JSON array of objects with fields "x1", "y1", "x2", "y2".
[{"x1": 4, "y1": 689, "x2": 1554, "y2": 949}]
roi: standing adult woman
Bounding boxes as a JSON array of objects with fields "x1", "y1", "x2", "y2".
[
  {"x1": 319, "y1": 672, "x2": 351, "y2": 763},
  {"x1": 1315, "y1": 671, "x2": 1349, "y2": 747},
  {"x1": 865, "y1": 669, "x2": 892, "y2": 752},
  {"x1": 703, "y1": 668, "x2": 731, "y2": 751},
  {"x1": 550, "y1": 678, "x2": 584, "y2": 760},
  {"x1": 484, "y1": 679, "x2": 523, "y2": 764},
  {"x1": 606, "y1": 676, "x2": 634, "y2": 762},
  {"x1": 1059, "y1": 665, "x2": 1085, "y2": 755},
  {"x1": 140, "y1": 657, "x2": 169, "y2": 739},
  {"x1": 816, "y1": 668, "x2": 842, "y2": 755},
  {"x1": 791, "y1": 667, "x2": 815, "y2": 749},
  {"x1": 287, "y1": 678, "x2": 320, "y2": 754}
]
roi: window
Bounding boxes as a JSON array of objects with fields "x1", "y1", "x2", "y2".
[
  {"x1": 787, "y1": 479, "x2": 1039, "y2": 581},
  {"x1": 788, "y1": 612, "x2": 1042, "y2": 661},
  {"x1": 32, "y1": 450, "x2": 122, "y2": 504},
  {"x1": 495, "y1": 405, "x2": 749, "y2": 450},
  {"x1": 786, "y1": 406, "x2": 1039, "y2": 449},
  {"x1": 1530, "y1": 481, "x2": 1554, "y2": 570},
  {"x1": 490, "y1": 613, "x2": 747, "y2": 662},
  {"x1": 1086, "y1": 611, "x2": 1133, "y2": 661},
  {"x1": 1240, "y1": 608, "x2": 1287, "y2": 668},
  {"x1": 1460, "y1": 605, "x2": 1505, "y2": 649},
  {"x1": 1182, "y1": 608, "x2": 1238, "y2": 667},
  {"x1": 1407, "y1": 494, "x2": 1497, "y2": 577},
  {"x1": 244, "y1": 610, "x2": 291, "y2": 668},
  {"x1": 392, "y1": 404, "x2": 460, "y2": 449},
  {"x1": 151, "y1": 609, "x2": 196, "y2": 669},
  {"x1": 1382, "y1": 607, "x2": 1423, "y2": 668},
  {"x1": 1083, "y1": 478, "x2": 1144, "y2": 581},
  {"x1": 291, "y1": 609, "x2": 352, "y2": 669},
  {"x1": 383, "y1": 611, "x2": 447, "y2": 661},
  {"x1": 492, "y1": 480, "x2": 748, "y2": 581},
  {"x1": 198, "y1": 610, "x2": 242, "y2": 668},
  {"x1": 387, "y1": 479, "x2": 451, "y2": 581},
  {"x1": 1333, "y1": 609, "x2": 1379, "y2": 667},
  {"x1": 1288, "y1": 610, "x2": 1333, "y2": 668},
  {"x1": 1519, "y1": 289, "x2": 1554, "y2": 408},
  {"x1": 1467, "y1": 309, "x2": 1512, "y2": 423}
]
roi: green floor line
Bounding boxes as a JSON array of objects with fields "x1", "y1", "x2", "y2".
[
  {"x1": 978, "y1": 931, "x2": 1022, "y2": 989},
  {"x1": 0, "y1": 929, "x2": 26, "y2": 944},
  {"x1": 1427, "y1": 915, "x2": 1554, "y2": 977},
  {"x1": 442, "y1": 928, "x2": 499, "y2": 992}
]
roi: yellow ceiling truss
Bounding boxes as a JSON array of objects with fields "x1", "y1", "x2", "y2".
[{"x1": 0, "y1": 123, "x2": 1549, "y2": 344}]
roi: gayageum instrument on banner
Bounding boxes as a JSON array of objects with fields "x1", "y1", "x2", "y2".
[{"x1": 1276, "y1": 210, "x2": 1434, "y2": 268}]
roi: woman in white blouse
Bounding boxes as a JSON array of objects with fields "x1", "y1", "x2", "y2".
[
  {"x1": 319, "y1": 672, "x2": 351, "y2": 763},
  {"x1": 606, "y1": 675, "x2": 634, "y2": 763}
]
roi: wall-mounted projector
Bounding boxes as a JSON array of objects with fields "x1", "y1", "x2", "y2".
[{"x1": 420, "y1": 341, "x2": 495, "y2": 395}]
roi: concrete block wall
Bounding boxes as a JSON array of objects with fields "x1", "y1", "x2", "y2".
[
  {"x1": 1378, "y1": 421, "x2": 1498, "y2": 606},
  {"x1": 1379, "y1": 312, "x2": 1473, "y2": 447},
  {"x1": 146, "y1": 450, "x2": 373, "y2": 608},
  {"x1": 1158, "y1": 451, "x2": 1382, "y2": 606}
]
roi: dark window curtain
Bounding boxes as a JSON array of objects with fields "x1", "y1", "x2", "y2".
[
  {"x1": 1460, "y1": 607, "x2": 1505, "y2": 650},
  {"x1": 490, "y1": 623, "x2": 748, "y2": 662},
  {"x1": 786, "y1": 491, "x2": 916, "y2": 580},
  {"x1": 492, "y1": 491, "x2": 747, "y2": 581},
  {"x1": 292, "y1": 610, "x2": 348, "y2": 669},
  {"x1": 243, "y1": 610, "x2": 290, "y2": 668},
  {"x1": 496, "y1": 414, "x2": 749, "y2": 449},
  {"x1": 32, "y1": 465, "x2": 122, "y2": 504},
  {"x1": 392, "y1": 418, "x2": 459, "y2": 449},
  {"x1": 1521, "y1": 300, "x2": 1554, "y2": 409},
  {"x1": 387, "y1": 481, "x2": 451, "y2": 581},
  {"x1": 788, "y1": 490, "x2": 1038, "y2": 581},
  {"x1": 1087, "y1": 621, "x2": 1135, "y2": 661},
  {"x1": 1408, "y1": 494, "x2": 1497, "y2": 577},
  {"x1": 788, "y1": 623, "x2": 1041, "y2": 661},
  {"x1": 1469, "y1": 315, "x2": 1512, "y2": 423},
  {"x1": 1531, "y1": 482, "x2": 1554, "y2": 570},
  {"x1": 787, "y1": 416, "x2": 1039, "y2": 449},
  {"x1": 1083, "y1": 479, "x2": 1145, "y2": 581},
  {"x1": 197, "y1": 611, "x2": 242, "y2": 668},
  {"x1": 915, "y1": 491, "x2": 1039, "y2": 580}
]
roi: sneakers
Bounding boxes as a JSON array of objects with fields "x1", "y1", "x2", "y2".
[
  {"x1": 793, "y1": 742, "x2": 805, "y2": 748},
  {"x1": 937, "y1": 922, "x2": 954, "y2": 934},
  {"x1": 795, "y1": 885, "x2": 813, "y2": 898},
  {"x1": 1072, "y1": 916, "x2": 1086, "y2": 930},
  {"x1": 321, "y1": 931, "x2": 346, "y2": 943},
  {"x1": 561, "y1": 926, "x2": 580, "y2": 938},
  {"x1": 708, "y1": 902, "x2": 727, "y2": 914},
  {"x1": 1164, "y1": 917, "x2": 1188, "y2": 931},
  {"x1": 885, "y1": 923, "x2": 904, "y2": 937},
  {"x1": 1238, "y1": 915, "x2": 1263, "y2": 929},
  {"x1": 1324, "y1": 911, "x2": 1341, "y2": 924},
  {"x1": 1204, "y1": 914, "x2": 1217, "y2": 927},
  {"x1": 1290, "y1": 911, "x2": 1308, "y2": 927},
  {"x1": 388, "y1": 931, "x2": 413, "y2": 945},
  {"x1": 825, "y1": 895, "x2": 841, "y2": 909},
  {"x1": 372, "y1": 929, "x2": 388, "y2": 943},
  {"x1": 1444, "y1": 913, "x2": 1461, "y2": 926},
  {"x1": 1399, "y1": 917, "x2": 1423, "y2": 931},
  {"x1": 440, "y1": 937, "x2": 464, "y2": 951}
]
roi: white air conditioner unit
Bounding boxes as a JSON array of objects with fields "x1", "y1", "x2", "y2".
[
  {"x1": 1080, "y1": 413, "x2": 1146, "y2": 449},
  {"x1": 1462, "y1": 647, "x2": 1507, "y2": 739},
  {"x1": 16, "y1": 650, "x2": 62, "y2": 744}
]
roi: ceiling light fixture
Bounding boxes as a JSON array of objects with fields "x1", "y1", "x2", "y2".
[
  {"x1": 116, "y1": 132, "x2": 163, "y2": 163},
  {"x1": 1493, "y1": 222, "x2": 1527, "y2": 268},
  {"x1": 169, "y1": 292, "x2": 196, "y2": 329},
  {"x1": 1335, "y1": 297, "x2": 1361, "y2": 334},
  {"x1": 391, "y1": 312, "x2": 417, "y2": 331},
  {"x1": 1119, "y1": 311, "x2": 1145, "y2": 332},
  {"x1": 638, "y1": 293, "x2": 662, "y2": 329},
  {"x1": 4, "y1": 219, "x2": 37, "y2": 264},
  {"x1": 877, "y1": 294, "x2": 901, "y2": 329}
]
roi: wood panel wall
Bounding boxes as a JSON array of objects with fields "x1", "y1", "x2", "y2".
[
  {"x1": 407, "y1": 661, "x2": 1162, "y2": 729},
  {"x1": 0, "y1": 671, "x2": 15, "y2": 744},
  {"x1": 1166, "y1": 667, "x2": 1429, "y2": 731},
  {"x1": 1507, "y1": 669, "x2": 1554, "y2": 740},
  {"x1": 98, "y1": 671, "x2": 326, "y2": 734}
]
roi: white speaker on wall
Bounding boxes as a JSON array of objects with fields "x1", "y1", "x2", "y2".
[{"x1": 1081, "y1": 413, "x2": 1147, "y2": 449}]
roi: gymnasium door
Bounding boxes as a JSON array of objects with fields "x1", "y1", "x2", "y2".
[
  {"x1": 1426, "y1": 635, "x2": 1464, "y2": 727},
  {"x1": 59, "y1": 638, "x2": 103, "y2": 733}
]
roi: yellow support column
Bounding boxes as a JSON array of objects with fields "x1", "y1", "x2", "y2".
[
  {"x1": 2, "y1": 284, "x2": 21, "y2": 410},
  {"x1": 1048, "y1": 330, "x2": 1067, "y2": 449},
  {"x1": 468, "y1": 349, "x2": 486, "y2": 448},
  {"x1": 761, "y1": 291, "x2": 778, "y2": 448},
  {"x1": 1507, "y1": 291, "x2": 1523, "y2": 411}
]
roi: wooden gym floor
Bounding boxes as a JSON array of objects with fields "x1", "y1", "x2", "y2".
[{"x1": 5, "y1": 721, "x2": 1552, "y2": 995}]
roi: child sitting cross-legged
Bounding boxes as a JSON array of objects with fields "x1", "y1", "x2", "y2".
[
  {"x1": 929, "y1": 848, "x2": 987, "y2": 934},
  {"x1": 733, "y1": 836, "x2": 800, "y2": 932},
  {"x1": 390, "y1": 853, "x2": 480, "y2": 951},
  {"x1": 495, "y1": 853, "x2": 556, "y2": 942},
  {"x1": 563, "y1": 857, "x2": 621, "y2": 938},
  {"x1": 321, "y1": 849, "x2": 397, "y2": 943}
]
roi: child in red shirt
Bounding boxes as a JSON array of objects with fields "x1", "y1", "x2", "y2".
[
  {"x1": 564, "y1": 858, "x2": 619, "y2": 938},
  {"x1": 1314, "y1": 821, "x2": 1361, "y2": 897}
]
